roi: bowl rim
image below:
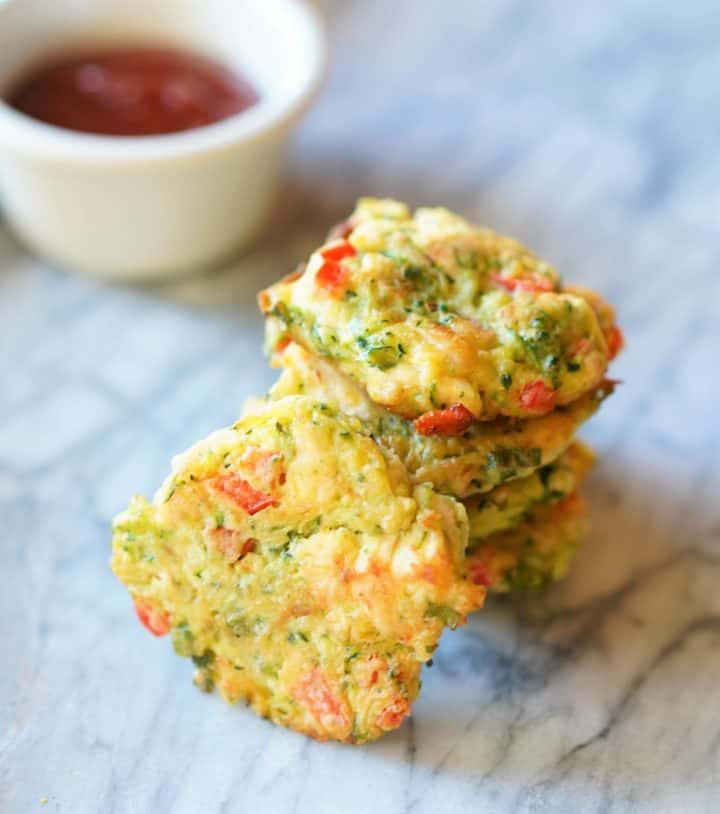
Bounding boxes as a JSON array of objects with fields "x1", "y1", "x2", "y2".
[{"x1": 0, "y1": 0, "x2": 327, "y2": 166}]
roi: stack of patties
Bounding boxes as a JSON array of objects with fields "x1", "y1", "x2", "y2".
[
  {"x1": 258, "y1": 198, "x2": 622, "y2": 595},
  {"x1": 111, "y1": 199, "x2": 622, "y2": 743}
]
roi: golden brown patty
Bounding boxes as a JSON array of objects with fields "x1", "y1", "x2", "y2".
[
  {"x1": 260, "y1": 198, "x2": 622, "y2": 423},
  {"x1": 111, "y1": 396, "x2": 484, "y2": 743},
  {"x1": 258, "y1": 339, "x2": 611, "y2": 499},
  {"x1": 463, "y1": 441, "x2": 595, "y2": 540},
  {"x1": 466, "y1": 493, "x2": 590, "y2": 593}
]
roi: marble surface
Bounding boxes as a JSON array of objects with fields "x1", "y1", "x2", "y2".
[{"x1": 2, "y1": 1, "x2": 719, "y2": 811}]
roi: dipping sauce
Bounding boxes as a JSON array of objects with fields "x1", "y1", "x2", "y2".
[{"x1": 6, "y1": 47, "x2": 259, "y2": 136}]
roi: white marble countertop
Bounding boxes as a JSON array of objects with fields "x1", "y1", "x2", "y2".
[{"x1": 2, "y1": 1, "x2": 719, "y2": 811}]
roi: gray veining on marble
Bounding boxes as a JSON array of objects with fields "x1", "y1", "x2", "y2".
[{"x1": 2, "y1": 1, "x2": 719, "y2": 811}]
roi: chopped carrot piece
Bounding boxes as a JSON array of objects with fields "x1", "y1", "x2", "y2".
[
  {"x1": 320, "y1": 239, "x2": 356, "y2": 261},
  {"x1": 375, "y1": 697, "x2": 411, "y2": 731},
  {"x1": 211, "y1": 474, "x2": 278, "y2": 515},
  {"x1": 275, "y1": 335, "x2": 292, "y2": 354},
  {"x1": 518, "y1": 380, "x2": 556, "y2": 413},
  {"x1": 240, "y1": 448, "x2": 286, "y2": 491},
  {"x1": 209, "y1": 528, "x2": 256, "y2": 560},
  {"x1": 413, "y1": 403, "x2": 475, "y2": 436},
  {"x1": 257, "y1": 290, "x2": 271, "y2": 313},
  {"x1": 134, "y1": 599, "x2": 171, "y2": 637},
  {"x1": 490, "y1": 273, "x2": 554, "y2": 293},
  {"x1": 356, "y1": 655, "x2": 388, "y2": 689},
  {"x1": 291, "y1": 668, "x2": 349, "y2": 732}
]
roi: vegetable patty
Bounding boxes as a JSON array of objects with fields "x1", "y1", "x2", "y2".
[
  {"x1": 259, "y1": 339, "x2": 612, "y2": 499},
  {"x1": 463, "y1": 441, "x2": 595, "y2": 540},
  {"x1": 112, "y1": 396, "x2": 484, "y2": 742},
  {"x1": 259, "y1": 198, "x2": 622, "y2": 423},
  {"x1": 466, "y1": 492, "x2": 590, "y2": 593}
]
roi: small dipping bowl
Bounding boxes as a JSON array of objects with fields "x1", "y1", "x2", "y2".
[{"x1": 0, "y1": 0, "x2": 326, "y2": 280}]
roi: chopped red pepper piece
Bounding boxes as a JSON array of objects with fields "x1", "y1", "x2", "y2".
[
  {"x1": 518, "y1": 380, "x2": 556, "y2": 413},
  {"x1": 556, "y1": 492, "x2": 584, "y2": 515},
  {"x1": 468, "y1": 560, "x2": 493, "y2": 587},
  {"x1": 320, "y1": 239, "x2": 356, "y2": 262},
  {"x1": 315, "y1": 260, "x2": 349, "y2": 297},
  {"x1": 413, "y1": 403, "x2": 475, "y2": 436},
  {"x1": 490, "y1": 273, "x2": 554, "y2": 293},
  {"x1": 211, "y1": 474, "x2": 278, "y2": 515},
  {"x1": 134, "y1": 599, "x2": 171, "y2": 637},
  {"x1": 606, "y1": 325, "x2": 625, "y2": 360}
]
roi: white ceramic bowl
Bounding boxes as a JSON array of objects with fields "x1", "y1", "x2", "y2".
[{"x1": 0, "y1": 0, "x2": 325, "y2": 280}]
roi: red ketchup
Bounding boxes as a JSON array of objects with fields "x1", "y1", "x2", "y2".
[{"x1": 6, "y1": 47, "x2": 259, "y2": 136}]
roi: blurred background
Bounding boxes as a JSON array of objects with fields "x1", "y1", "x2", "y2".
[{"x1": 2, "y1": 1, "x2": 719, "y2": 812}]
